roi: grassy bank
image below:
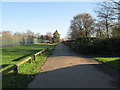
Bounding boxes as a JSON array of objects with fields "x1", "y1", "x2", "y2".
[
  {"x1": 2, "y1": 43, "x2": 57, "y2": 88},
  {"x1": 1, "y1": 43, "x2": 56, "y2": 71},
  {"x1": 93, "y1": 57, "x2": 120, "y2": 70}
]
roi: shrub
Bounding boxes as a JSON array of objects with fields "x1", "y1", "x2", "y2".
[{"x1": 65, "y1": 37, "x2": 120, "y2": 55}]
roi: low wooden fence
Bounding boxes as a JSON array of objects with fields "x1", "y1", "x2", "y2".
[
  {"x1": 0, "y1": 48, "x2": 49, "y2": 75},
  {"x1": 33, "y1": 49, "x2": 46, "y2": 61}
]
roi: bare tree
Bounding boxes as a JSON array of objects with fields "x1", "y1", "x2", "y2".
[
  {"x1": 2, "y1": 31, "x2": 13, "y2": 46},
  {"x1": 26, "y1": 29, "x2": 34, "y2": 37},
  {"x1": 46, "y1": 32, "x2": 52, "y2": 37},
  {"x1": 112, "y1": 0, "x2": 120, "y2": 29},
  {"x1": 46, "y1": 32, "x2": 52, "y2": 42},
  {"x1": 95, "y1": 21, "x2": 107, "y2": 38},
  {"x1": 35, "y1": 33, "x2": 41, "y2": 38},
  {"x1": 95, "y1": 1, "x2": 116, "y2": 38},
  {"x1": 69, "y1": 21, "x2": 80, "y2": 39},
  {"x1": 70, "y1": 13, "x2": 95, "y2": 38}
]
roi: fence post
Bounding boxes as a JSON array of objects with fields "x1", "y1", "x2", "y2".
[
  {"x1": 13, "y1": 65, "x2": 18, "y2": 75},
  {"x1": 43, "y1": 49, "x2": 45, "y2": 53},
  {"x1": 46, "y1": 48, "x2": 48, "y2": 51},
  {"x1": 28, "y1": 57, "x2": 32, "y2": 63},
  {"x1": 30, "y1": 58, "x2": 32, "y2": 63},
  {"x1": 39, "y1": 53, "x2": 41, "y2": 56},
  {"x1": 33, "y1": 55, "x2": 36, "y2": 61}
]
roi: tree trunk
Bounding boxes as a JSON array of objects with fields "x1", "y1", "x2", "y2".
[
  {"x1": 106, "y1": 18, "x2": 109, "y2": 38},
  {"x1": 85, "y1": 31, "x2": 88, "y2": 37}
]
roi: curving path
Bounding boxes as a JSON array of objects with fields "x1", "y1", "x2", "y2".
[{"x1": 27, "y1": 43, "x2": 119, "y2": 88}]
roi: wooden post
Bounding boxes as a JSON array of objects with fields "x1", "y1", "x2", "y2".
[
  {"x1": 30, "y1": 58, "x2": 32, "y2": 63},
  {"x1": 13, "y1": 65, "x2": 18, "y2": 75},
  {"x1": 46, "y1": 48, "x2": 48, "y2": 51},
  {"x1": 34, "y1": 55, "x2": 36, "y2": 61},
  {"x1": 39, "y1": 53, "x2": 41, "y2": 56},
  {"x1": 43, "y1": 49, "x2": 45, "y2": 53},
  {"x1": 28, "y1": 58, "x2": 32, "y2": 63}
]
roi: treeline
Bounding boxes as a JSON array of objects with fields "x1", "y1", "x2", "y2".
[
  {"x1": 65, "y1": 0, "x2": 120, "y2": 55},
  {"x1": 0, "y1": 30, "x2": 60, "y2": 47}
]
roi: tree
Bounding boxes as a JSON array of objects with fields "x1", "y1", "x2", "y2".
[
  {"x1": 108, "y1": 0, "x2": 120, "y2": 37},
  {"x1": 95, "y1": 1, "x2": 116, "y2": 38},
  {"x1": 40, "y1": 35, "x2": 45, "y2": 40},
  {"x1": 111, "y1": 25, "x2": 120, "y2": 37},
  {"x1": 2, "y1": 31, "x2": 13, "y2": 46},
  {"x1": 35, "y1": 33, "x2": 41, "y2": 38},
  {"x1": 111, "y1": 0, "x2": 120, "y2": 20},
  {"x1": 53, "y1": 30, "x2": 60, "y2": 42},
  {"x1": 26, "y1": 29, "x2": 34, "y2": 37},
  {"x1": 95, "y1": 21, "x2": 107, "y2": 38},
  {"x1": 69, "y1": 21, "x2": 80, "y2": 39},
  {"x1": 69, "y1": 13, "x2": 95, "y2": 39},
  {"x1": 26, "y1": 30, "x2": 35, "y2": 44},
  {"x1": 46, "y1": 32, "x2": 53, "y2": 42}
]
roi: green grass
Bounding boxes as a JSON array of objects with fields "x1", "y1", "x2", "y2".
[
  {"x1": 94, "y1": 57, "x2": 120, "y2": 70},
  {"x1": 1, "y1": 43, "x2": 57, "y2": 71},
  {"x1": 1, "y1": 43, "x2": 57, "y2": 88}
]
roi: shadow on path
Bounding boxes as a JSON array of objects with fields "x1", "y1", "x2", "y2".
[
  {"x1": 27, "y1": 43, "x2": 120, "y2": 88},
  {"x1": 28, "y1": 64, "x2": 119, "y2": 88}
]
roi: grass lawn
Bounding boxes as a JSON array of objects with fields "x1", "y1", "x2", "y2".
[
  {"x1": 1, "y1": 43, "x2": 56, "y2": 72},
  {"x1": 1, "y1": 43, "x2": 57, "y2": 88},
  {"x1": 93, "y1": 57, "x2": 120, "y2": 70}
]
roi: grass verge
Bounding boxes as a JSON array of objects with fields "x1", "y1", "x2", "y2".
[
  {"x1": 2, "y1": 43, "x2": 56, "y2": 88},
  {"x1": 1, "y1": 43, "x2": 57, "y2": 71},
  {"x1": 93, "y1": 57, "x2": 120, "y2": 70}
]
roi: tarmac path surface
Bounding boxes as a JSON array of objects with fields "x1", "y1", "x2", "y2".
[{"x1": 28, "y1": 43, "x2": 119, "y2": 88}]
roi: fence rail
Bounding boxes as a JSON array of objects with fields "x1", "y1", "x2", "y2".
[
  {"x1": 1, "y1": 65, "x2": 17, "y2": 75},
  {"x1": 16, "y1": 57, "x2": 32, "y2": 66},
  {"x1": 33, "y1": 49, "x2": 47, "y2": 60},
  {"x1": 34, "y1": 49, "x2": 45, "y2": 56},
  {"x1": 0, "y1": 48, "x2": 48, "y2": 75}
]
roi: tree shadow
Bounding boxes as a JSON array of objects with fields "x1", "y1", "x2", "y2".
[
  {"x1": 12, "y1": 50, "x2": 40, "y2": 61},
  {"x1": 81, "y1": 55, "x2": 120, "y2": 58},
  {"x1": 0, "y1": 64, "x2": 10, "y2": 70},
  {"x1": 49, "y1": 43, "x2": 120, "y2": 58},
  {"x1": 10, "y1": 51, "x2": 18, "y2": 52},
  {"x1": 49, "y1": 44, "x2": 83, "y2": 57},
  {"x1": 28, "y1": 64, "x2": 119, "y2": 88},
  {"x1": 2, "y1": 62, "x2": 119, "y2": 88},
  {"x1": 2, "y1": 73, "x2": 34, "y2": 88},
  {"x1": 105, "y1": 60, "x2": 120, "y2": 71},
  {"x1": 12, "y1": 53, "x2": 33, "y2": 61}
]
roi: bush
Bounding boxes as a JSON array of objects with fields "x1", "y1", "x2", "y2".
[{"x1": 65, "y1": 37, "x2": 120, "y2": 55}]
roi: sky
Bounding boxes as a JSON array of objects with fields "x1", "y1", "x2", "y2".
[{"x1": 1, "y1": 2, "x2": 98, "y2": 38}]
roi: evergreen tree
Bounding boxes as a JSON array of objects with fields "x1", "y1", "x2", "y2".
[{"x1": 53, "y1": 30, "x2": 60, "y2": 42}]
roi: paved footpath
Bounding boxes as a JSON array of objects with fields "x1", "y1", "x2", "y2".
[{"x1": 28, "y1": 43, "x2": 119, "y2": 88}]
